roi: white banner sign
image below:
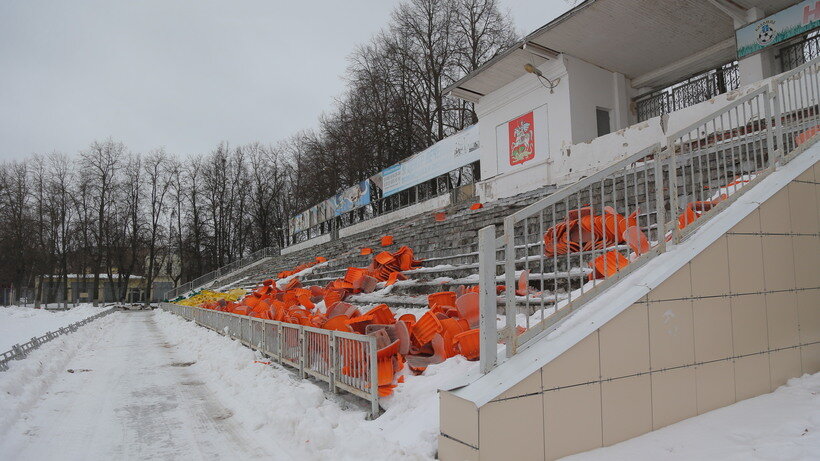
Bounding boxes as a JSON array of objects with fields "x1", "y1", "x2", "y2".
[{"x1": 381, "y1": 125, "x2": 480, "y2": 197}]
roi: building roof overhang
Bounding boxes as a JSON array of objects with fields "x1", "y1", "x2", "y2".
[{"x1": 447, "y1": 0, "x2": 800, "y2": 101}]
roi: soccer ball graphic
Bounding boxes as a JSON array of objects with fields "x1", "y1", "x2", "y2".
[{"x1": 757, "y1": 24, "x2": 776, "y2": 45}]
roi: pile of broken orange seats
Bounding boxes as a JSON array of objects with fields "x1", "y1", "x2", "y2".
[
  {"x1": 193, "y1": 246, "x2": 481, "y2": 397},
  {"x1": 542, "y1": 206, "x2": 650, "y2": 280}
]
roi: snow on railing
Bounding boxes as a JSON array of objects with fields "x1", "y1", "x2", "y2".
[
  {"x1": 159, "y1": 302, "x2": 380, "y2": 417},
  {"x1": 478, "y1": 56, "x2": 820, "y2": 373},
  {"x1": 0, "y1": 306, "x2": 118, "y2": 371}
]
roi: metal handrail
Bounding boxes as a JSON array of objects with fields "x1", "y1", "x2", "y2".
[
  {"x1": 160, "y1": 302, "x2": 380, "y2": 417},
  {"x1": 478, "y1": 55, "x2": 820, "y2": 373},
  {"x1": 165, "y1": 246, "x2": 280, "y2": 300}
]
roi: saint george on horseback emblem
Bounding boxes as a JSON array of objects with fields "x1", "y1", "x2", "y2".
[{"x1": 509, "y1": 111, "x2": 535, "y2": 165}]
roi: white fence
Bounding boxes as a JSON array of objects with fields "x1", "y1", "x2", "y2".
[{"x1": 160, "y1": 303, "x2": 380, "y2": 417}]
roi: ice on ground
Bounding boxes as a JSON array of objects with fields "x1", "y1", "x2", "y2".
[
  {"x1": 563, "y1": 372, "x2": 820, "y2": 461},
  {"x1": 0, "y1": 304, "x2": 107, "y2": 351}
]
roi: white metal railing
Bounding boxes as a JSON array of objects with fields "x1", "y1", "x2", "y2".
[
  {"x1": 160, "y1": 302, "x2": 380, "y2": 417},
  {"x1": 0, "y1": 306, "x2": 118, "y2": 371},
  {"x1": 165, "y1": 247, "x2": 280, "y2": 300},
  {"x1": 478, "y1": 56, "x2": 820, "y2": 373}
]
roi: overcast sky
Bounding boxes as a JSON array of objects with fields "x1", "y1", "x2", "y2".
[{"x1": 0, "y1": 1, "x2": 572, "y2": 161}]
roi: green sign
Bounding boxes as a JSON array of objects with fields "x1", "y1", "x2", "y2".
[{"x1": 736, "y1": 0, "x2": 820, "y2": 58}]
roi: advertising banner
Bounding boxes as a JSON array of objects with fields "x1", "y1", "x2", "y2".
[
  {"x1": 380, "y1": 124, "x2": 480, "y2": 197},
  {"x1": 736, "y1": 0, "x2": 820, "y2": 58},
  {"x1": 328, "y1": 180, "x2": 371, "y2": 216}
]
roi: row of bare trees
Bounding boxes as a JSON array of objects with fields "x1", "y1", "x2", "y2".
[
  {"x1": 0, "y1": 140, "x2": 292, "y2": 303},
  {"x1": 0, "y1": 0, "x2": 516, "y2": 302},
  {"x1": 289, "y1": 0, "x2": 516, "y2": 210}
]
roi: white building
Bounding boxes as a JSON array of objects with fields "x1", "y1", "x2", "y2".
[{"x1": 447, "y1": 0, "x2": 813, "y2": 201}]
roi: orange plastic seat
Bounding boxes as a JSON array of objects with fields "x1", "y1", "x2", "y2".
[
  {"x1": 589, "y1": 250, "x2": 630, "y2": 280},
  {"x1": 454, "y1": 329, "x2": 480, "y2": 360},
  {"x1": 411, "y1": 311, "x2": 443, "y2": 346},
  {"x1": 428, "y1": 291, "x2": 456, "y2": 309},
  {"x1": 381, "y1": 235, "x2": 394, "y2": 246}
]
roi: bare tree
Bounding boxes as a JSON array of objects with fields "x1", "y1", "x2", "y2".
[{"x1": 143, "y1": 148, "x2": 171, "y2": 305}]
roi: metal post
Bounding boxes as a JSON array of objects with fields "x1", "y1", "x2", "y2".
[
  {"x1": 666, "y1": 137, "x2": 681, "y2": 244},
  {"x1": 299, "y1": 326, "x2": 306, "y2": 378},
  {"x1": 503, "y1": 217, "x2": 517, "y2": 357},
  {"x1": 478, "y1": 225, "x2": 498, "y2": 373},
  {"x1": 368, "y1": 336, "x2": 379, "y2": 418},
  {"x1": 329, "y1": 332, "x2": 338, "y2": 394},
  {"x1": 654, "y1": 147, "x2": 668, "y2": 253},
  {"x1": 769, "y1": 80, "x2": 784, "y2": 162}
]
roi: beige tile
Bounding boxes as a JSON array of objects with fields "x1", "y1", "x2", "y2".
[
  {"x1": 761, "y1": 236, "x2": 796, "y2": 291},
  {"x1": 731, "y1": 294, "x2": 769, "y2": 355},
  {"x1": 648, "y1": 264, "x2": 692, "y2": 302},
  {"x1": 734, "y1": 354, "x2": 771, "y2": 401},
  {"x1": 788, "y1": 181, "x2": 819, "y2": 235},
  {"x1": 798, "y1": 165, "x2": 815, "y2": 182},
  {"x1": 544, "y1": 383, "x2": 602, "y2": 459},
  {"x1": 758, "y1": 188, "x2": 792, "y2": 234},
  {"x1": 542, "y1": 332, "x2": 600, "y2": 390},
  {"x1": 765, "y1": 291, "x2": 800, "y2": 349},
  {"x1": 479, "y1": 394, "x2": 545, "y2": 461},
  {"x1": 438, "y1": 435, "x2": 479, "y2": 461},
  {"x1": 727, "y1": 234, "x2": 765, "y2": 294},
  {"x1": 793, "y1": 235, "x2": 820, "y2": 290},
  {"x1": 801, "y1": 342, "x2": 820, "y2": 374},
  {"x1": 732, "y1": 208, "x2": 761, "y2": 234},
  {"x1": 651, "y1": 367, "x2": 697, "y2": 430},
  {"x1": 440, "y1": 391, "x2": 479, "y2": 448},
  {"x1": 599, "y1": 303, "x2": 650, "y2": 379},
  {"x1": 769, "y1": 348, "x2": 802, "y2": 391},
  {"x1": 695, "y1": 361, "x2": 735, "y2": 414},
  {"x1": 797, "y1": 288, "x2": 820, "y2": 344},
  {"x1": 690, "y1": 236, "x2": 731, "y2": 297},
  {"x1": 601, "y1": 375, "x2": 652, "y2": 446},
  {"x1": 649, "y1": 300, "x2": 695, "y2": 370},
  {"x1": 495, "y1": 370, "x2": 542, "y2": 400},
  {"x1": 692, "y1": 297, "x2": 734, "y2": 362}
]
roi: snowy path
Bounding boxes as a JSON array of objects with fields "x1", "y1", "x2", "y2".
[{"x1": 0, "y1": 311, "x2": 289, "y2": 460}]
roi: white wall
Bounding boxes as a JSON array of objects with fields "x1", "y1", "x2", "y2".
[
  {"x1": 474, "y1": 56, "x2": 571, "y2": 202},
  {"x1": 474, "y1": 54, "x2": 632, "y2": 202},
  {"x1": 475, "y1": 51, "x2": 785, "y2": 199}
]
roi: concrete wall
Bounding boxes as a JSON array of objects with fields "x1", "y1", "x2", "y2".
[{"x1": 439, "y1": 160, "x2": 820, "y2": 460}]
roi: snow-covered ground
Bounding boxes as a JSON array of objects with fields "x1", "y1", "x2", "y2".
[
  {"x1": 3, "y1": 305, "x2": 815, "y2": 460},
  {"x1": 564, "y1": 372, "x2": 820, "y2": 461},
  {"x1": 0, "y1": 304, "x2": 107, "y2": 351},
  {"x1": 0, "y1": 309, "x2": 467, "y2": 460}
]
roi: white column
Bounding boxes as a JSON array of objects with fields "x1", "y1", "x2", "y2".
[{"x1": 737, "y1": 7, "x2": 777, "y2": 85}]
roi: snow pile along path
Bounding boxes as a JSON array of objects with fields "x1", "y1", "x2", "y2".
[
  {"x1": 0, "y1": 311, "x2": 288, "y2": 460},
  {"x1": 0, "y1": 304, "x2": 107, "y2": 351},
  {"x1": 153, "y1": 308, "x2": 455, "y2": 460},
  {"x1": 564, "y1": 372, "x2": 820, "y2": 460},
  {"x1": 0, "y1": 307, "x2": 471, "y2": 460}
]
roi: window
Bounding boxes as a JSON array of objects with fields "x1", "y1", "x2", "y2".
[{"x1": 596, "y1": 107, "x2": 612, "y2": 137}]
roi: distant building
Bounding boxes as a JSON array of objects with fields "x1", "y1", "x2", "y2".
[{"x1": 35, "y1": 273, "x2": 173, "y2": 303}]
